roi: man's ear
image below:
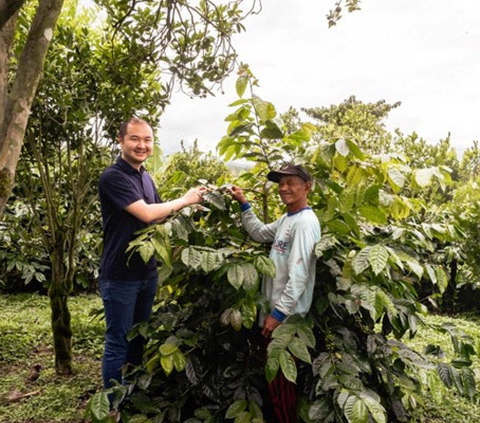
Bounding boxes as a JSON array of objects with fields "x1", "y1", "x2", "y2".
[{"x1": 305, "y1": 181, "x2": 312, "y2": 192}]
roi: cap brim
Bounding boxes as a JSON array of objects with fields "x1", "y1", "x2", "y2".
[
  {"x1": 267, "y1": 170, "x2": 295, "y2": 183},
  {"x1": 267, "y1": 170, "x2": 312, "y2": 183}
]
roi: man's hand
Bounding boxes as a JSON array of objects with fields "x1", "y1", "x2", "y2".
[
  {"x1": 261, "y1": 315, "x2": 281, "y2": 338},
  {"x1": 227, "y1": 185, "x2": 247, "y2": 204},
  {"x1": 182, "y1": 186, "x2": 207, "y2": 206}
]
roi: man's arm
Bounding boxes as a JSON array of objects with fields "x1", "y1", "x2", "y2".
[
  {"x1": 229, "y1": 185, "x2": 278, "y2": 242},
  {"x1": 126, "y1": 187, "x2": 205, "y2": 223}
]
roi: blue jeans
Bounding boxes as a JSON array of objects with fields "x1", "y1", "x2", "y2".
[{"x1": 100, "y1": 278, "x2": 158, "y2": 389}]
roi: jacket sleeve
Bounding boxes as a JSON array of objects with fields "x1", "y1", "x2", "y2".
[
  {"x1": 241, "y1": 205, "x2": 279, "y2": 243},
  {"x1": 275, "y1": 218, "x2": 318, "y2": 316}
]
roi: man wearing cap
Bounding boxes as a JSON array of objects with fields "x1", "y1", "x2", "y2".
[{"x1": 229, "y1": 163, "x2": 321, "y2": 423}]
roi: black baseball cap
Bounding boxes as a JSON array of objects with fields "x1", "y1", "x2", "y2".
[{"x1": 267, "y1": 164, "x2": 312, "y2": 183}]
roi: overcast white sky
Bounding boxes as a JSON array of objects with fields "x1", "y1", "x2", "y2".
[{"x1": 158, "y1": 0, "x2": 480, "y2": 156}]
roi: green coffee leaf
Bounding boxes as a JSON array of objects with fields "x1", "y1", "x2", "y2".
[
  {"x1": 255, "y1": 255, "x2": 276, "y2": 277},
  {"x1": 358, "y1": 205, "x2": 388, "y2": 224},
  {"x1": 288, "y1": 337, "x2": 311, "y2": 364},
  {"x1": 241, "y1": 262, "x2": 258, "y2": 291},
  {"x1": 265, "y1": 356, "x2": 280, "y2": 383},
  {"x1": 227, "y1": 264, "x2": 244, "y2": 290},
  {"x1": 369, "y1": 245, "x2": 389, "y2": 275},
  {"x1": 279, "y1": 350, "x2": 297, "y2": 383},
  {"x1": 161, "y1": 354, "x2": 174, "y2": 376},
  {"x1": 159, "y1": 343, "x2": 178, "y2": 356},
  {"x1": 226, "y1": 399, "x2": 247, "y2": 418},
  {"x1": 352, "y1": 247, "x2": 372, "y2": 275},
  {"x1": 139, "y1": 241, "x2": 155, "y2": 264},
  {"x1": 88, "y1": 392, "x2": 110, "y2": 422}
]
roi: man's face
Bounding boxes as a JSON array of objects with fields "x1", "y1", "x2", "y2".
[
  {"x1": 119, "y1": 122, "x2": 154, "y2": 168},
  {"x1": 278, "y1": 175, "x2": 310, "y2": 208}
]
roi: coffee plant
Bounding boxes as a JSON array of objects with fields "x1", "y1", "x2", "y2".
[{"x1": 87, "y1": 70, "x2": 478, "y2": 423}]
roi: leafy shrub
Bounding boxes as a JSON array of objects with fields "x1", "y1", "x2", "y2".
[{"x1": 88, "y1": 71, "x2": 479, "y2": 422}]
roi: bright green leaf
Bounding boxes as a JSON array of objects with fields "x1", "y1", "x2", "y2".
[
  {"x1": 336, "y1": 139, "x2": 350, "y2": 157},
  {"x1": 241, "y1": 262, "x2": 258, "y2": 291},
  {"x1": 159, "y1": 343, "x2": 178, "y2": 356},
  {"x1": 255, "y1": 255, "x2": 276, "y2": 277},
  {"x1": 414, "y1": 168, "x2": 434, "y2": 188},
  {"x1": 161, "y1": 354, "x2": 174, "y2": 376},
  {"x1": 173, "y1": 350, "x2": 187, "y2": 372},
  {"x1": 358, "y1": 205, "x2": 388, "y2": 224},
  {"x1": 139, "y1": 241, "x2": 155, "y2": 264},
  {"x1": 236, "y1": 75, "x2": 248, "y2": 97},
  {"x1": 88, "y1": 392, "x2": 110, "y2": 421},
  {"x1": 225, "y1": 399, "x2": 248, "y2": 419}
]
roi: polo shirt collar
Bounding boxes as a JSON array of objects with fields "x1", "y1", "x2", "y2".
[{"x1": 116, "y1": 156, "x2": 145, "y2": 174}]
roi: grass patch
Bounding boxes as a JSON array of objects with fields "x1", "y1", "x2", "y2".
[
  {"x1": 1, "y1": 293, "x2": 480, "y2": 422},
  {"x1": 0, "y1": 293, "x2": 104, "y2": 423}
]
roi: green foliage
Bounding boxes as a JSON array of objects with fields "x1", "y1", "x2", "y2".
[
  {"x1": 303, "y1": 96, "x2": 400, "y2": 155},
  {"x1": 87, "y1": 73, "x2": 480, "y2": 423},
  {"x1": 153, "y1": 140, "x2": 229, "y2": 200},
  {"x1": 95, "y1": 0, "x2": 260, "y2": 100},
  {"x1": 459, "y1": 141, "x2": 480, "y2": 181},
  {"x1": 0, "y1": 199, "x2": 49, "y2": 290}
]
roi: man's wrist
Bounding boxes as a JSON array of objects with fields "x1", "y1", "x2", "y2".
[
  {"x1": 240, "y1": 202, "x2": 251, "y2": 212},
  {"x1": 271, "y1": 308, "x2": 287, "y2": 322}
]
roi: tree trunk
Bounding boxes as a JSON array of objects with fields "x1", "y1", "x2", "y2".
[
  {"x1": 0, "y1": 0, "x2": 64, "y2": 219},
  {"x1": 48, "y1": 239, "x2": 73, "y2": 375}
]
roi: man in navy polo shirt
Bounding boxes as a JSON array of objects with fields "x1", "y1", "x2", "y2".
[
  {"x1": 229, "y1": 164, "x2": 320, "y2": 423},
  {"x1": 98, "y1": 117, "x2": 205, "y2": 393}
]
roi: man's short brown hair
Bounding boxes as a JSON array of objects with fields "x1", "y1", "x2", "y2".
[{"x1": 119, "y1": 117, "x2": 153, "y2": 139}]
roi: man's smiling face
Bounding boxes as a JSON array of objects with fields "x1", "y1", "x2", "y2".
[
  {"x1": 119, "y1": 121, "x2": 154, "y2": 169},
  {"x1": 277, "y1": 175, "x2": 311, "y2": 212}
]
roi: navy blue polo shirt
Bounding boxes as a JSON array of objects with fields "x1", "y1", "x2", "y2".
[{"x1": 98, "y1": 157, "x2": 161, "y2": 281}]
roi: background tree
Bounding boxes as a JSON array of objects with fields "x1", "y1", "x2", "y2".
[
  {"x1": 14, "y1": 3, "x2": 162, "y2": 374},
  {"x1": 459, "y1": 141, "x2": 480, "y2": 181},
  {"x1": 0, "y1": 0, "x2": 259, "y2": 221},
  {"x1": 302, "y1": 96, "x2": 400, "y2": 155}
]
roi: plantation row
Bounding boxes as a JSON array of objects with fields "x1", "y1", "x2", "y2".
[{"x1": 79, "y1": 74, "x2": 480, "y2": 422}]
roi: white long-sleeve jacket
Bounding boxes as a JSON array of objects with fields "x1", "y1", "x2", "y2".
[{"x1": 241, "y1": 204, "x2": 321, "y2": 324}]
